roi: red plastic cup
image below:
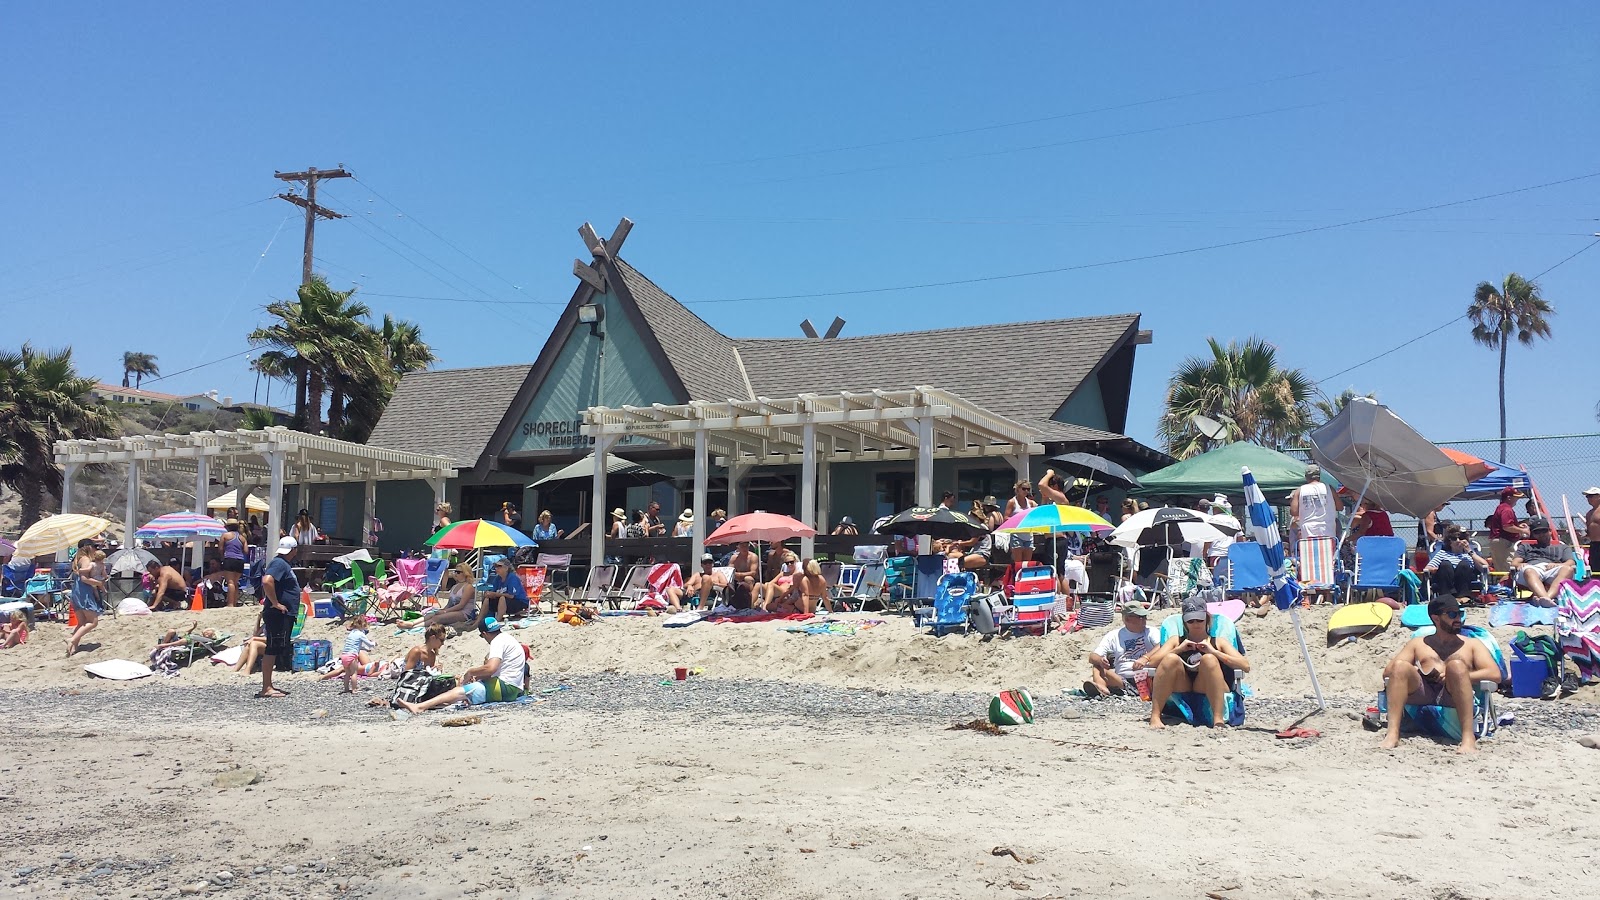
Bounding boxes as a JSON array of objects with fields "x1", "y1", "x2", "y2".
[{"x1": 674, "y1": 667, "x2": 688, "y2": 681}]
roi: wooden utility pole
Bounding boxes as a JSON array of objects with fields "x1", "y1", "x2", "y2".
[{"x1": 274, "y1": 166, "x2": 352, "y2": 285}]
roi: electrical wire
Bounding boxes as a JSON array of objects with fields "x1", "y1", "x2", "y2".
[{"x1": 691, "y1": 169, "x2": 1600, "y2": 305}]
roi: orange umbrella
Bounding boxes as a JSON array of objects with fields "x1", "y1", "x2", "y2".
[{"x1": 1438, "y1": 447, "x2": 1494, "y2": 484}]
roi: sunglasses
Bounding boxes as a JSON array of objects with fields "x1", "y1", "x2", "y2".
[{"x1": 1442, "y1": 609, "x2": 1465, "y2": 620}]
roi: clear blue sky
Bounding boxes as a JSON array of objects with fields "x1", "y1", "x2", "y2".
[{"x1": 5, "y1": 3, "x2": 1597, "y2": 450}]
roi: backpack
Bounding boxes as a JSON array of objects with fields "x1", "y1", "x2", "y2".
[{"x1": 512, "y1": 546, "x2": 540, "y2": 567}]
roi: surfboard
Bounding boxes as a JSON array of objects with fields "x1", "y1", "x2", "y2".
[
  {"x1": 1327, "y1": 601, "x2": 1393, "y2": 644},
  {"x1": 1206, "y1": 598, "x2": 1247, "y2": 623},
  {"x1": 83, "y1": 659, "x2": 153, "y2": 680},
  {"x1": 1399, "y1": 604, "x2": 1432, "y2": 629}
]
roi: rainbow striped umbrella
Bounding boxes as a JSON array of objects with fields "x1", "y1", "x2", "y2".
[
  {"x1": 424, "y1": 519, "x2": 536, "y2": 550},
  {"x1": 135, "y1": 512, "x2": 228, "y2": 542},
  {"x1": 997, "y1": 503, "x2": 1113, "y2": 533}
]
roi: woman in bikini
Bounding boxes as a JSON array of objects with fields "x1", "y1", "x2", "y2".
[
  {"x1": 416, "y1": 563, "x2": 477, "y2": 631},
  {"x1": 796, "y1": 558, "x2": 830, "y2": 614},
  {"x1": 762, "y1": 551, "x2": 800, "y2": 611}
]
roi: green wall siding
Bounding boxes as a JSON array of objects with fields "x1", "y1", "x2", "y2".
[
  {"x1": 504, "y1": 288, "x2": 673, "y2": 455},
  {"x1": 375, "y1": 480, "x2": 437, "y2": 553},
  {"x1": 1055, "y1": 374, "x2": 1109, "y2": 430}
]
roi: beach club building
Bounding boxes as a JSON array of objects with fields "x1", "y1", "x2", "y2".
[{"x1": 362, "y1": 220, "x2": 1167, "y2": 561}]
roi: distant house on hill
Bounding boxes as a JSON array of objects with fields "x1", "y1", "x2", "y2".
[
  {"x1": 91, "y1": 384, "x2": 287, "y2": 419},
  {"x1": 91, "y1": 383, "x2": 184, "y2": 407}
]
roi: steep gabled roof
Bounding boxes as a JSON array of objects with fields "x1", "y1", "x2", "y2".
[
  {"x1": 365, "y1": 364, "x2": 532, "y2": 467},
  {"x1": 734, "y1": 314, "x2": 1140, "y2": 425},
  {"x1": 610, "y1": 258, "x2": 751, "y2": 403}
]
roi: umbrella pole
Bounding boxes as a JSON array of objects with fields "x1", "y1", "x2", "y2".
[
  {"x1": 1330, "y1": 477, "x2": 1371, "y2": 584},
  {"x1": 1287, "y1": 604, "x2": 1327, "y2": 712}
]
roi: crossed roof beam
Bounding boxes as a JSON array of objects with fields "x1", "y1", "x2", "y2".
[{"x1": 582, "y1": 386, "x2": 1043, "y2": 467}]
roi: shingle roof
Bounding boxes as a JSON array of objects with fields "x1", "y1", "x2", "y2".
[
  {"x1": 733, "y1": 314, "x2": 1139, "y2": 425},
  {"x1": 612, "y1": 259, "x2": 751, "y2": 403},
  {"x1": 366, "y1": 364, "x2": 532, "y2": 467}
]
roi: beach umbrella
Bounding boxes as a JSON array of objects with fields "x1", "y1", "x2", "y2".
[
  {"x1": 0, "y1": 537, "x2": 14, "y2": 557},
  {"x1": 705, "y1": 512, "x2": 815, "y2": 546},
  {"x1": 206, "y1": 489, "x2": 268, "y2": 514},
  {"x1": 1049, "y1": 452, "x2": 1140, "y2": 489},
  {"x1": 1108, "y1": 507, "x2": 1225, "y2": 549},
  {"x1": 14, "y1": 514, "x2": 111, "y2": 558},
  {"x1": 104, "y1": 546, "x2": 159, "y2": 577},
  {"x1": 1309, "y1": 398, "x2": 1466, "y2": 518},
  {"x1": 425, "y1": 519, "x2": 536, "y2": 550},
  {"x1": 1242, "y1": 465, "x2": 1324, "y2": 712},
  {"x1": 136, "y1": 512, "x2": 227, "y2": 542},
  {"x1": 997, "y1": 503, "x2": 1113, "y2": 533},
  {"x1": 875, "y1": 506, "x2": 989, "y2": 540},
  {"x1": 1446, "y1": 453, "x2": 1532, "y2": 501}
]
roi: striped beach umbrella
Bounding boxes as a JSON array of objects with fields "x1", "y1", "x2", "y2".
[
  {"x1": 14, "y1": 514, "x2": 111, "y2": 558},
  {"x1": 424, "y1": 519, "x2": 536, "y2": 550},
  {"x1": 135, "y1": 512, "x2": 228, "y2": 542},
  {"x1": 997, "y1": 503, "x2": 1113, "y2": 533},
  {"x1": 1242, "y1": 464, "x2": 1323, "y2": 710}
]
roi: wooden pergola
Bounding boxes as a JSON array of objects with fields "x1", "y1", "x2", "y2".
[
  {"x1": 53, "y1": 427, "x2": 457, "y2": 539},
  {"x1": 581, "y1": 386, "x2": 1044, "y2": 561}
]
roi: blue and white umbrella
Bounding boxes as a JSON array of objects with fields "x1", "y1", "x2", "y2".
[{"x1": 1242, "y1": 465, "x2": 1325, "y2": 711}]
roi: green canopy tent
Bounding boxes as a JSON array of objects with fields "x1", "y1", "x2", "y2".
[{"x1": 1129, "y1": 442, "x2": 1336, "y2": 505}]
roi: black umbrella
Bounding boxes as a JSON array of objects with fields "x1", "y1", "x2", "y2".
[
  {"x1": 874, "y1": 506, "x2": 988, "y2": 540},
  {"x1": 1049, "y1": 452, "x2": 1140, "y2": 489}
]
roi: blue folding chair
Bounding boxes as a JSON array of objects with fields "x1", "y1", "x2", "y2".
[
  {"x1": 913, "y1": 554, "x2": 947, "y2": 601},
  {"x1": 1224, "y1": 543, "x2": 1272, "y2": 602},
  {"x1": 927, "y1": 571, "x2": 976, "y2": 636},
  {"x1": 1346, "y1": 536, "x2": 1407, "y2": 603}
]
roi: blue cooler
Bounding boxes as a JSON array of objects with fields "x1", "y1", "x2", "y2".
[
  {"x1": 313, "y1": 599, "x2": 338, "y2": 619},
  {"x1": 1509, "y1": 647, "x2": 1548, "y2": 698}
]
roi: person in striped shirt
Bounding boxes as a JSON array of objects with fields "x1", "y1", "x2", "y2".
[{"x1": 1423, "y1": 526, "x2": 1489, "y2": 601}]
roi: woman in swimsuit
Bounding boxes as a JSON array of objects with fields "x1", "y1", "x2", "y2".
[
  {"x1": 416, "y1": 564, "x2": 478, "y2": 631},
  {"x1": 796, "y1": 558, "x2": 830, "y2": 614}
]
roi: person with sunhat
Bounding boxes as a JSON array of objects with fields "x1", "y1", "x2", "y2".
[
  {"x1": 1511, "y1": 516, "x2": 1575, "y2": 606},
  {"x1": 1084, "y1": 599, "x2": 1159, "y2": 699},
  {"x1": 673, "y1": 509, "x2": 695, "y2": 538},
  {"x1": 607, "y1": 508, "x2": 626, "y2": 539},
  {"x1": 395, "y1": 616, "x2": 526, "y2": 715}
]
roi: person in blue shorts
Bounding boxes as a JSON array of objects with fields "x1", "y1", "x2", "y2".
[
  {"x1": 473, "y1": 558, "x2": 529, "y2": 628},
  {"x1": 396, "y1": 617, "x2": 526, "y2": 715}
]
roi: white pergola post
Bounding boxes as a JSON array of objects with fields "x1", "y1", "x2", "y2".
[
  {"x1": 124, "y1": 460, "x2": 139, "y2": 542},
  {"x1": 915, "y1": 416, "x2": 934, "y2": 554},
  {"x1": 1006, "y1": 452, "x2": 1030, "y2": 486},
  {"x1": 800, "y1": 423, "x2": 817, "y2": 559},
  {"x1": 726, "y1": 461, "x2": 751, "y2": 516},
  {"x1": 362, "y1": 476, "x2": 377, "y2": 546},
  {"x1": 194, "y1": 456, "x2": 210, "y2": 515},
  {"x1": 692, "y1": 428, "x2": 708, "y2": 566},
  {"x1": 60, "y1": 462, "x2": 81, "y2": 515},
  {"x1": 267, "y1": 450, "x2": 285, "y2": 542},
  {"x1": 297, "y1": 483, "x2": 310, "y2": 519},
  {"x1": 426, "y1": 477, "x2": 447, "y2": 512},
  {"x1": 590, "y1": 435, "x2": 614, "y2": 570},
  {"x1": 817, "y1": 460, "x2": 832, "y2": 540}
]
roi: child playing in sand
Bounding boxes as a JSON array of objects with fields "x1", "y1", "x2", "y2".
[
  {"x1": 1, "y1": 612, "x2": 28, "y2": 649},
  {"x1": 322, "y1": 616, "x2": 378, "y2": 692}
]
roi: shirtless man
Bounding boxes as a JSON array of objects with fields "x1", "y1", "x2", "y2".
[
  {"x1": 667, "y1": 554, "x2": 729, "y2": 611},
  {"x1": 728, "y1": 542, "x2": 760, "y2": 608},
  {"x1": 145, "y1": 559, "x2": 189, "y2": 611},
  {"x1": 1380, "y1": 595, "x2": 1501, "y2": 754},
  {"x1": 1583, "y1": 487, "x2": 1600, "y2": 576}
]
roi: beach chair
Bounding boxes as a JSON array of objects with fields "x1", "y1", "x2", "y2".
[
  {"x1": 634, "y1": 563, "x2": 682, "y2": 610},
  {"x1": 833, "y1": 563, "x2": 862, "y2": 604},
  {"x1": 1223, "y1": 543, "x2": 1272, "y2": 604},
  {"x1": 1375, "y1": 624, "x2": 1505, "y2": 742},
  {"x1": 4, "y1": 563, "x2": 33, "y2": 598},
  {"x1": 1556, "y1": 579, "x2": 1600, "y2": 683},
  {"x1": 1000, "y1": 564, "x2": 1055, "y2": 636},
  {"x1": 536, "y1": 553, "x2": 573, "y2": 599},
  {"x1": 395, "y1": 557, "x2": 427, "y2": 593},
  {"x1": 884, "y1": 556, "x2": 916, "y2": 609},
  {"x1": 853, "y1": 562, "x2": 888, "y2": 611},
  {"x1": 913, "y1": 554, "x2": 949, "y2": 602},
  {"x1": 818, "y1": 561, "x2": 843, "y2": 595},
  {"x1": 171, "y1": 632, "x2": 232, "y2": 668},
  {"x1": 416, "y1": 557, "x2": 449, "y2": 607},
  {"x1": 1345, "y1": 536, "x2": 1406, "y2": 604},
  {"x1": 923, "y1": 571, "x2": 976, "y2": 636},
  {"x1": 577, "y1": 563, "x2": 618, "y2": 606},
  {"x1": 1155, "y1": 556, "x2": 1212, "y2": 609},
  {"x1": 608, "y1": 565, "x2": 652, "y2": 610}
]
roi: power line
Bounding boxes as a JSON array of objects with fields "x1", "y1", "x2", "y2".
[
  {"x1": 692, "y1": 170, "x2": 1600, "y2": 305},
  {"x1": 143, "y1": 347, "x2": 255, "y2": 385},
  {"x1": 357, "y1": 291, "x2": 549, "y2": 305},
  {"x1": 1314, "y1": 235, "x2": 1600, "y2": 385}
]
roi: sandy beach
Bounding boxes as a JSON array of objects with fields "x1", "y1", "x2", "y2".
[{"x1": 4, "y1": 604, "x2": 1599, "y2": 899}]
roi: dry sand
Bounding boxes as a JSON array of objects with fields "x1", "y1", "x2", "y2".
[{"x1": 3, "y1": 603, "x2": 1599, "y2": 898}]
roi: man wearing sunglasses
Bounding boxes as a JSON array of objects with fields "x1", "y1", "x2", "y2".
[
  {"x1": 1379, "y1": 596, "x2": 1501, "y2": 754},
  {"x1": 1511, "y1": 516, "x2": 1575, "y2": 607}
]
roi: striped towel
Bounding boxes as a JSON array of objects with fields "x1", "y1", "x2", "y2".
[
  {"x1": 1076, "y1": 598, "x2": 1114, "y2": 629},
  {"x1": 637, "y1": 563, "x2": 682, "y2": 609},
  {"x1": 1559, "y1": 580, "x2": 1600, "y2": 680},
  {"x1": 1297, "y1": 537, "x2": 1336, "y2": 588}
]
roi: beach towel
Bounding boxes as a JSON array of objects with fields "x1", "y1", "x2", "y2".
[
  {"x1": 705, "y1": 611, "x2": 814, "y2": 624},
  {"x1": 1557, "y1": 580, "x2": 1600, "y2": 680},
  {"x1": 1297, "y1": 536, "x2": 1335, "y2": 588},
  {"x1": 780, "y1": 619, "x2": 883, "y2": 636},
  {"x1": 117, "y1": 597, "x2": 152, "y2": 616},
  {"x1": 661, "y1": 611, "x2": 705, "y2": 628},
  {"x1": 636, "y1": 563, "x2": 682, "y2": 610},
  {"x1": 84, "y1": 659, "x2": 153, "y2": 680},
  {"x1": 210, "y1": 645, "x2": 245, "y2": 667},
  {"x1": 1489, "y1": 602, "x2": 1559, "y2": 628}
]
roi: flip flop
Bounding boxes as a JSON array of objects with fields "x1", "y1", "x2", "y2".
[
  {"x1": 1274, "y1": 727, "x2": 1322, "y2": 740},
  {"x1": 255, "y1": 688, "x2": 290, "y2": 699},
  {"x1": 1081, "y1": 680, "x2": 1102, "y2": 700}
]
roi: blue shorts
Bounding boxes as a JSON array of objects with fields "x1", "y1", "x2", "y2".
[
  {"x1": 462, "y1": 678, "x2": 523, "y2": 705},
  {"x1": 1011, "y1": 533, "x2": 1035, "y2": 549}
]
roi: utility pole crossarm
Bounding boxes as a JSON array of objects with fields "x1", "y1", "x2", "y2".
[
  {"x1": 274, "y1": 168, "x2": 353, "y2": 183},
  {"x1": 275, "y1": 192, "x2": 345, "y2": 220}
]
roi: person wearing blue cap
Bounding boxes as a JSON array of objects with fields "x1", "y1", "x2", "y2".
[{"x1": 395, "y1": 616, "x2": 526, "y2": 715}]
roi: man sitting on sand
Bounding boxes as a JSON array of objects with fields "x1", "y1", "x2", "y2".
[
  {"x1": 1511, "y1": 516, "x2": 1575, "y2": 606},
  {"x1": 1145, "y1": 597, "x2": 1249, "y2": 729},
  {"x1": 667, "y1": 554, "x2": 728, "y2": 611},
  {"x1": 1379, "y1": 595, "x2": 1501, "y2": 754},
  {"x1": 396, "y1": 617, "x2": 526, "y2": 715},
  {"x1": 145, "y1": 559, "x2": 189, "y2": 611},
  {"x1": 1084, "y1": 600, "x2": 1158, "y2": 698}
]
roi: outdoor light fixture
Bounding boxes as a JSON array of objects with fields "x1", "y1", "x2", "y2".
[{"x1": 577, "y1": 302, "x2": 605, "y2": 337}]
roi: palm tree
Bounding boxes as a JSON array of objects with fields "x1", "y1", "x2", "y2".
[
  {"x1": 335, "y1": 314, "x2": 436, "y2": 441},
  {"x1": 121, "y1": 351, "x2": 160, "y2": 388},
  {"x1": 0, "y1": 344, "x2": 120, "y2": 528},
  {"x1": 1468, "y1": 273, "x2": 1555, "y2": 462},
  {"x1": 1312, "y1": 388, "x2": 1377, "y2": 428},
  {"x1": 249, "y1": 276, "x2": 372, "y2": 434},
  {"x1": 1158, "y1": 336, "x2": 1316, "y2": 459}
]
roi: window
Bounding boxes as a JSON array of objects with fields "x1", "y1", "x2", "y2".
[
  {"x1": 956, "y1": 469, "x2": 1015, "y2": 504},
  {"x1": 318, "y1": 496, "x2": 339, "y2": 536},
  {"x1": 874, "y1": 472, "x2": 914, "y2": 520}
]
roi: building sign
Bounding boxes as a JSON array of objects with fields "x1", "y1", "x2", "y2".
[{"x1": 519, "y1": 418, "x2": 651, "y2": 449}]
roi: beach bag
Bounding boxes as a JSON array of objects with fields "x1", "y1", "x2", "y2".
[
  {"x1": 1076, "y1": 598, "x2": 1115, "y2": 630},
  {"x1": 988, "y1": 688, "x2": 1035, "y2": 725}
]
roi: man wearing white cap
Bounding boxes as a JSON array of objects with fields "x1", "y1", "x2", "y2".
[
  {"x1": 257, "y1": 536, "x2": 301, "y2": 699},
  {"x1": 1583, "y1": 487, "x2": 1600, "y2": 575}
]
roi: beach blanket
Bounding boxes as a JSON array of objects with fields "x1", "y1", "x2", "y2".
[
  {"x1": 1488, "y1": 602, "x2": 1559, "y2": 628},
  {"x1": 210, "y1": 645, "x2": 245, "y2": 667},
  {"x1": 780, "y1": 618, "x2": 884, "y2": 636},
  {"x1": 706, "y1": 611, "x2": 814, "y2": 625},
  {"x1": 1558, "y1": 580, "x2": 1600, "y2": 680},
  {"x1": 84, "y1": 659, "x2": 153, "y2": 680},
  {"x1": 661, "y1": 611, "x2": 706, "y2": 628},
  {"x1": 1297, "y1": 537, "x2": 1335, "y2": 588}
]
